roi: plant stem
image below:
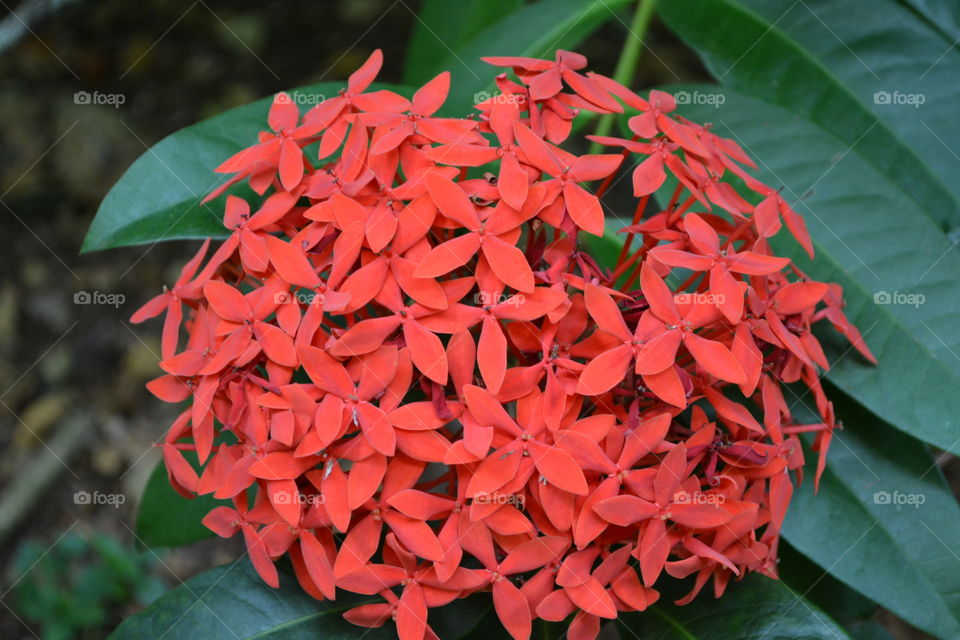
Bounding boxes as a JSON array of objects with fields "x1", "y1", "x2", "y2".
[{"x1": 588, "y1": 0, "x2": 659, "y2": 154}]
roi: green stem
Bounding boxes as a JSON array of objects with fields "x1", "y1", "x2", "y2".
[
  {"x1": 588, "y1": 0, "x2": 659, "y2": 154},
  {"x1": 539, "y1": 618, "x2": 553, "y2": 640}
]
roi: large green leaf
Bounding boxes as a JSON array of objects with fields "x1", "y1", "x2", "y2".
[
  {"x1": 659, "y1": 0, "x2": 960, "y2": 226},
  {"x1": 85, "y1": 0, "x2": 631, "y2": 250},
  {"x1": 135, "y1": 457, "x2": 225, "y2": 548},
  {"x1": 433, "y1": 0, "x2": 633, "y2": 116},
  {"x1": 619, "y1": 574, "x2": 851, "y2": 639},
  {"x1": 110, "y1": 562, "x2": 491, "y2": 639},
  {"x1": 82, "y1": 83, "x2": 410, "y2": 252},
  {"x1": 778, "y1": 544, "x2": 893, "y2": 640},
  {"x1": 781, "y1": 393, "x2": 960, "y2": 638},
  {"x1": 662, "y1": 83, "x2": 960, "y2": 455},
  {"x1": 403, "y1": 0, "x2": 523, "y2": 84},
  {"x1": 902, "y1": 0, "x2": 960, "y2": 41},
  {"x1": 110, "y1": 563, "x2": 385, "y2": 640}
]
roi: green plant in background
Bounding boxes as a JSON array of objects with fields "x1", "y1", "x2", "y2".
[
  {"x1": 79, "y1": 0, "x2": 960, "y2": 638},
  {"x1": 7, "y1": 531, "x2": 164, "y2": 640}
]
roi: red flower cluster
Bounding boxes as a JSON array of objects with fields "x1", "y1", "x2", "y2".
[{"x1": 132, "y1": 49, "x2": 874, "y2": 640}]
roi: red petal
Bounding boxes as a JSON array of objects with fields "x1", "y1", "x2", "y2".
[
  {"x1": 576, "y1": 344, "x2": 633, "y2": 395},
  {"x1": 412, "y1": 72, "x2": 450, "y2": 116},
  {"x1": 346, "y1": 49, "x2": 383, "y2": 93},
  {"x1": 481, "y1": 236, "x2": 535, "y2": 292},
  {"x1": 634, "y1": 329, "x2": 682, "y2": 375},
  {"x1": 493, "y1": 579, "x2": 532, "y2": 640},
  {"x1": 528, "y1": 441, "x2": 588, "y2": 495},
  {"x1": 499, "y1": 152, "x2": 529, "y2": 209},
  {"x1": 584, "y1": 284, "x2": 630, "y2": 340},
  {"x1": 403, "y1": 321, "x2": 448, "y2": 385},
  {"x1": 268, "y1": 93, "x2": 299, "y2": 131},
  {"x1": 279, "y1": 138, "x2": 304, "y2": 190},
  {"x1": 299, "y1": 532, "x2": 336, "y2": 599},
  {"x1": 594, "y1": 495, "x2": 658, "y2": 526},
  {"x1": 249, "y1": 451, "x2": 320, "y2": 480},
  {"x1": 414, "y1": 233, "x2": 483, "y2": 278},
  {"x1": 425, "y1": 172, "x2": 480, "y2": 228},
  {"x1": 684, "y1": 333, "x2": 747, "y2": 384},
  {"x1": 632, "y1": 154, "x2": 666, "y2": 196},
  {"x1": 640, "y1": 264, "x2": 680, "y2": 324},
  {"x1": 563, "y1": 182, "x2": 604, "y2": 236},
  {"x1": 638, "y1": 518, "x2": 670, "y2": 587},
  {"x1": 478, "y1": 316, "x2": 507, "y2": 394},
  {"x1": 683, "y1": 213, "x2": 720, "y2": 254},
  {"x1": 500, "y1": 536, "x2": 569, "y2": 575},
  {"x1": 396, "y1": 583, "x2": 428, "y2": 640},
  {"x1": 242, "y1": 527, "x2": 279, "y2": 588},
  {"x1": 330, "y1": 316, "x2": 402, "y2": 357},
  {"x1": 356, "y1": 403, "x2": 397, "y2": 456},
  {"x1": 203, "y1": 281, "x2": 250, "y2": 323}
]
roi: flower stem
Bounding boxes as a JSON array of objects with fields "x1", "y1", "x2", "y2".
[{"x1": 588, "y1": 0, "x2": 659, "y2": 155}]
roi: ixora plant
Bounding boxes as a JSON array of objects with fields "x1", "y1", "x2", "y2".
[
  {"x1": 109, "y1": 47, "x2": 876, "y2": 640},
  {"x1": 79, "y1": 1, "x2": 960, "y2": 637}
]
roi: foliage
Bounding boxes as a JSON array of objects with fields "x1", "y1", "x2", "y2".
[
  {"x1": 83, "y1": 0, "x2": 960, "y2": 638},
  {"x1": 7, "y1": 531, "x2": 164, "y2": 640}
]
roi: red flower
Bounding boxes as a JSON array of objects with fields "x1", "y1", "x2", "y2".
[{"x1": 131, "y1": 48, "x2": 873, "y2": 640}]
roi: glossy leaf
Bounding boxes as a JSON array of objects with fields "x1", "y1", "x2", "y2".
[
  {"x1": 435, "y1": 0, "x2": 633, "y2": 115},
  {"x1": 666, "y1": 84, "x2": 960, "y2": 455},
  {"x1": 135, "y1": 456, "x2": 225, "y2": 548},
  {"x1": 82, "y1": 83, "x2": 411, "y2": 252},
  {"x1": 619, "y1": 574, "x2": 850, "y2": 639},
  {"x1": 404, "y1": 0, "x2": 522, "y2": 84},
  {"x1": 779, "y1": 543, "x2": 894, "y2": 640},
  {"x1": 659, "y1": 0, "x2": 960, "y2": 226},
  {"x1": 110, "y1": 562, "x2": 493, "y2": 639},
  {"x1": 782, "y1": 394, "x2": 960, "y2": 638},
  {"x1": 109, "y1": 563, "x2": 386, "y2": 640}
]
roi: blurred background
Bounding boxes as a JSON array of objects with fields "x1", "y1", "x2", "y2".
[{"x1": 0, "y1": 1, "x2": 706, "y2": 637}]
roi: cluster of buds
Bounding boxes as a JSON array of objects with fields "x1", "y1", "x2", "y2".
[{"x1": 132, "y1": 49, "x2": 873, "y2": 640}]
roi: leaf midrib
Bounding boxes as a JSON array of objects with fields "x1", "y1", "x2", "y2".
[
  {"x1": 648, "y1": 606, "x2": 698, "y2": 640},
  {"x1": 244, "y1": 602, "x2": 369, "y2": 639}
]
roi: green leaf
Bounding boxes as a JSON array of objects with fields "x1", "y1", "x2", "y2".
[
  {"x1": 110, "y1": 562, "x2": 491, "y2": 639},
  {"x1": 135, "y1": 456, "x2": 224, "y2": 548},
  {"x1": 780, "y1": 393, "x2": 960, "y2": 639},
  {"x1": 659, "y1": 0, "x2": 960, "y2": 227},
  {"x1": 404, "y1": 0, "x2": 522, "y2": 84},
  {"x1": 778, "y1": 543, "x2": 893, "y2": 640},
  {"x1": 109, "y1": 563, "x2": 385, "y2": 640},
  {"x1": 434, "y1": 0, "x2": 633, "y2": 116},
  {"x1": 900, "y1": 0, "x2": 960, "y2": 42},
  {"x1": 82, "y1": 83, "x2": 410, "y2": 253},
  {"x1": 619, "y1": 574, "x2": 851, "y2": 639},
  {"x1": 662, "y1": 83, "x2": 960, "y2": 455}
]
